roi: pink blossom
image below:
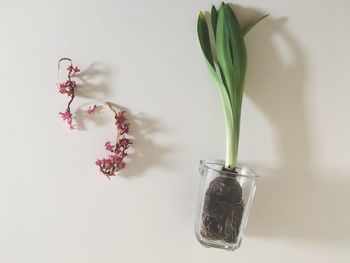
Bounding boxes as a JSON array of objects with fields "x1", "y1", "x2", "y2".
[
  {"x1": 58, "y1": 59, "x2": 79, "y2": 130},
  {"x1": 115, "y1": 111, "x2": 129, "y2": 135},
  {"x1": 105, "y1": 141, "x2": 114, "y2": 152},
  {"x1": 87, "y1": 105, "x2": 96, "y2": 114},
  {"x1": 59, "y1": 110, "x2": 74, "y2": 129},
  {"x1": 64, "y1": 80, "x2": 77, "y2": 90},
  {"x1": 96, "y1": 110, "x2": 132, "y2": 178},
  {"x1": 58, "y1": 83, "x2": 73, "y2": 96},
  {"x1": 59, "y1": 83, "x2": 67, "y2": 93},
  {"x1": 117, "y1": 137, "x2": 131, "y2": 153},
  {"x1": 96, "y1": 154, "x2": 127, "y2": 179},
  {"x1": 67, "y1": 64, "x2": 80, "y2": 75}
]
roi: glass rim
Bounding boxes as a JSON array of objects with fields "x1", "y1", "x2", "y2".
[{"x1": 200, "y1": 159, "x2": 261, "y2": 179}]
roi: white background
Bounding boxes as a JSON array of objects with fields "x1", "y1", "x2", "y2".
[{"x1": 0, "y1": 0, "x2": 349, "y2": 262}]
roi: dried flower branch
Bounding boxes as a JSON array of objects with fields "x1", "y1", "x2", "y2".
[
  {"x1": 96, "y1": 102, "x2": 132, "y2": 179},
  {"x1": 57, "y1": 58, "x2": 80, "y2": 129}
]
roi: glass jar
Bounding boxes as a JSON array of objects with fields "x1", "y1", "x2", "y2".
[{"x1": 194, "y1": 159, "x2": 260, "y2": 251}]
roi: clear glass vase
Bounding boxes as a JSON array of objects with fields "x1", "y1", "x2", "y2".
[{"x1": 194, "y1": 159, "x2": 260, "y2": 251}]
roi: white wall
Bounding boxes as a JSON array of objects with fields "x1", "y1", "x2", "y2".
[{"x1": 0, "y1": 0, "x2": 349, "y2": 262}]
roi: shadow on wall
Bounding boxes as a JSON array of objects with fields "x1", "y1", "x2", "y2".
[
  {"x1": 233, "y1": 5, "x2": 350, "y2": 242},
  {"x1": 74, "y1": 61, "x2": 112, "y2": 130}
]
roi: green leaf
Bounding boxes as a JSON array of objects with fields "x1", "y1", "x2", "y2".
[
  {"x1": 242, "y1": 14, "x2": 269, "y2": 36},
  {"x1": 216, "y1": 5, "x2": 236, "y2": 105},
  {"x1": 210, "y1": 5, "x2": 228, "y2": 90},
  {"x1": 211, "y1": 5, "x2": 218, "y2": 38},
  {"x1": 197, "y1": 12, "x2": 214, "y2": 68},
  {"x1": 214, "y1": 4, "x2": 248, "y2": 167},
  {"x1": 197, "y1": 10, "x2": 234, "y2": 154},
  {"x1": 223, "y1": 4, "x2": 247, "y2": 104},
  {"x1": 215, "y1": 5, "x2": 243, "y2": 167}
]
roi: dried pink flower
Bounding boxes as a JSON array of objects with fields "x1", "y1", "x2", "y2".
[
  {"x1": 87, "y1": 105, "x2": 96, "y2": 114},
  {"x1": 67, "y1": 65, "x2": 80, "y2": 75},
  {"x1": 96, "y1": 103, "x2": 132, "y2": 179},
  {"x1": 115, "y1": 111, "x2": 129, "y2": 135},
  {"x1": 57, "y1": 58, "x2": 80, "y2": 129},
  {"x1": 59, "y1": 83, "x2": 68, "y2": 94},
  {"x1": 59, "y1": 110, "x2": 74, "y2": 129},
  {"x1": 105, "y1": 141, "x2": 114, "y2": 152}
]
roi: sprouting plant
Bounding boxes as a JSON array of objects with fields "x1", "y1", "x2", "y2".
[
  {"x1": 57, "y1": 58, "x2": 80, "y2": 129},
  {"x1": 96, "y1": 102, "x2": 132, "y2": 179},
  {"x1": 197, "y1": 2, "x2": 267, "y2": 169}
]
